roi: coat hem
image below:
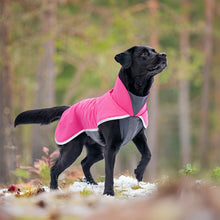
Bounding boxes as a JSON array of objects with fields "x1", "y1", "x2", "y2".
[{"x1": 55, "y1": 115, "x2": 134, "y2": 145}]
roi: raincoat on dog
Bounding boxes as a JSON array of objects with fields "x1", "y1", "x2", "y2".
[{"x1": 55, "y1": 76, "x2": 149, "y2": 146}]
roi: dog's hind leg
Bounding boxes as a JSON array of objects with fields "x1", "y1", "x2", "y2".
[
  {"x1": 81, "y1": 141, "x2": 104, "y2": 185},
  {"x1": 50, "y1": 136, "x2": 84, "y2": 189},
  {"x1": 132, "y1": 129, "x2": 151, "y2": 182}
]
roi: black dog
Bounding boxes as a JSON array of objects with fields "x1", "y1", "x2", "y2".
[{"x1": 15, "y1": 46, "x2": 167, "y2": 196}]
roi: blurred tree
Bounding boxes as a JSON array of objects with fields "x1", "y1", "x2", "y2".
[
  {"x1": 32, "y1": 0, "x2": 57, "y2": 160},
  {"x1": 211, "y1": 8, "x2": 220, "y2": 165},
  {"x1": 200, "y1": 0, "x2": 215, "y2": 167},
  {"x1": 146, "y1": 0, "x2": 160, "y2": 181},
  {"x1": 11, "y1": 0, "x2": 42, "y2": 166},
  {"x1": 179, "y1": 0, "x2": 191, "y2": 165},
  {"x1": 0, "y1": 0, "x2": 16, "y2": 183}
]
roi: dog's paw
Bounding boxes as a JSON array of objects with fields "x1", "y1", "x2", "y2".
[
  {"x1": 82, "y1": 177, "x2": 98, "y2": 185},
  {"x1": 134, "y1": 168, "x2": 143, "y2": 182},
  {"x1": 50, "y1": 185, "x2": 59, "y2": 190},
  {"x1": 103, "y1": 190, "x2": 114, "y2": 196},
  {"x1": 89, "y1": 181, "x2": 98, "y2": 185}
]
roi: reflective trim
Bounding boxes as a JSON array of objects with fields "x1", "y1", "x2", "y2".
[
  {"x1": 55, "y1": 115, "x2": 146, "y2": 145},
  {"x1": 138, "y1": 116, "x2": 147, "y2": 128},
  {"x1": 55, "y1": 128, "x2": 98, "y2": 145},
  {"x1": 97, "y1": 115, "x2": 130, "y2": 126}
]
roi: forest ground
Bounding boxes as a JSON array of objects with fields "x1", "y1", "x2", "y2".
[{"x1": 1, "y1": 174, "x2": 220, "y2": 220}]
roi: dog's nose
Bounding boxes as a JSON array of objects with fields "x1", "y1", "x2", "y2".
[{"x1": 159, "y1": 53, "x2": 167, "y2": 57}]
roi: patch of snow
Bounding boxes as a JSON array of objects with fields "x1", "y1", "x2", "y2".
[
  {"x1": 0, "y1": 188, "x2": 12, "y2": 197},
  {"x1": 0, "y1": 186, "x2": 50, "y2": 198},
  {"x1": 0, "y1": 175, "x2": 157, "y2": 219},
  {"x1": 69, "y1": 175, "x2": 157, "y2": 198},
  {"x1": 69, "y1": 180, "x2": 104, "y2": 195},
  {"x1": 114, "y1": 175, "x2": 157, "y2": 197},
  {"x1": 0, "y1": 175, "x2": 157, "y2": 199},
  {"x1": 42, "y1": 185, "x2": 50, "y2": 192}
]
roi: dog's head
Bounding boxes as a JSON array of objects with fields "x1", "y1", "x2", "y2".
[
  {"x1": 115, "y1": 46, "x2": 167, "y2": 78},
  {"x1": 115, "y1": 46, "x2": 167, "y2": 95}
]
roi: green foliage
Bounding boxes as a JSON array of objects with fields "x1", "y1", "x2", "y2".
[
  {"x1": 158, "y1": 48, "x2": 177, "y2": 84},
  {"x1": 179, "y1": 166, "x2": 220, "y2": 184},
  {"x1": 14, "y1": 148, "x2": 51, "y2": 185},
  {"x1": 179, "y1": 163, "x2": 198, "y2": 176},
  {"x1": 37, "y1": 162, "x2": 50, "y2": 185},
  {"x1": 13, "y1": 169, "x2": 30, "y2": 183},
  {"x1": 211, "y1": 167, "x2": 220, "y2": 183},
  {"x1": 56, "y1": 62, "x2": 76, "y2": 103}
]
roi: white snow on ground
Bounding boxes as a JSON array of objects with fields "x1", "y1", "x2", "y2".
[
  {"x1": 0, "y1": 185, "x2": 51, "y2": 197},
  {"x1": 0, "y1": 175, "x2": 157, "y2": 199},
  {"x1": 0, "y1": 188, "x2": 12, "y2": 197},
  {"x1": 114, "y1": 175, "x2": 157, "y2": 197},
  {"x1": 69, "y1": 175, "x2": 157, "y2": 198},
  {"x1": 0, "y1": 175, "x2": 157, "y2": 219}
]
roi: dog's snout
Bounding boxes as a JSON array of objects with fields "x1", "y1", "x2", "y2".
[{"x1": 159, "y1": 53, "x2": 167, "y2": 58}]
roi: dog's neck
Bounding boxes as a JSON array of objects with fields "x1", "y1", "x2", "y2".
[
  {"x1": 118, "y1": 68, "x2": 154, "y2": 97},
  {"x1": 111, "y1": 75, "x2": 149, "y2": 116}
]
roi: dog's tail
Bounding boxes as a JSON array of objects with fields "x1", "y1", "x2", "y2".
[{"x1": 14, "y1": 106, "x2": 70, "y2": 127}]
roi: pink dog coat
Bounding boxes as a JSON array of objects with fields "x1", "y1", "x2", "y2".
[{"x1": 55, "y1": 76, "x2": 149, "y2": 146}]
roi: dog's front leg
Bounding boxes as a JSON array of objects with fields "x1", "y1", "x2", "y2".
[
  {"x1": 99, "y1": 121, "x2": 122, "y2": 196},
  {"x1": 133, "y1": 129, "x2": 151, "y2": 182},
  {"x1": 103, "y1": 146, "x2": 119, "y2": 196}
]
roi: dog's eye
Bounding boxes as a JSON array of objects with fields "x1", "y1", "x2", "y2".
[{"x1": 140, "y1": 51, "x2": 148, "y2": 57}]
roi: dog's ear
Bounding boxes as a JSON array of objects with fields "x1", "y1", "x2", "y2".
[{"x1": 114, "y1": 47, "x2": 136, "y2": 69}]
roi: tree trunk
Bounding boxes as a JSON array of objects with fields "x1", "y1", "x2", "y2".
[
  {"x1": 212, "y1": 65, "x2": 220, "y2": 165},
  {"x1": 179, "y1": 0, "x2": 191, "y2": 166},
  {"x1": 200, "y1": 0, "x2": 215, "y2": 167},
  {"x1": 32, "y1": 0, "x2": 57, "y2": 160},
  {"x1": 0, "y1": 0, "x2": 15, "y2": 183},
  {"x1": 211, "y1": 18, "x2": 220, "y2": 165},
  {"x1": 146, "y1": 0, "x2": 160, "y2": 181}
]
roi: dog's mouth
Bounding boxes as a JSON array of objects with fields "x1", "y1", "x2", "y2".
[{"x1": 147, "y1": 60, "x2": 167, "y2": 73}]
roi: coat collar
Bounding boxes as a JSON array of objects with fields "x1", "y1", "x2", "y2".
[{"x1": 110, "y1": 76, "x2": 149, "y2": 116}]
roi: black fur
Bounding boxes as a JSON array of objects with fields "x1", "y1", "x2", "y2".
[
  {"x1": 15, "y1": 46, "x2": 167, "y2": 196},
  {"x1": 14, "y1": 106, "x2": 70, "y2": 127}
]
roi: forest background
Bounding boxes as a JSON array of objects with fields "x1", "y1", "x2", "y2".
[{"x1": 0, "y1": 0, "x2": 219, "y2": 184}]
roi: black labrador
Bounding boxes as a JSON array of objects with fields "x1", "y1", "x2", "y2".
[{"x1": 15, "y1": 46, "x2": 167, "y2": 196}]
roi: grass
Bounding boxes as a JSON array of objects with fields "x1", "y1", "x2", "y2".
[{"x1": 80, "y1": 188, "x2": 93, "y2": 196}]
